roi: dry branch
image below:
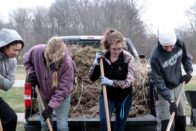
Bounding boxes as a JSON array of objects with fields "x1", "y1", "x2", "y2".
[{"x1": 68, "y1": 45, "x2": 150, "y2": 118}]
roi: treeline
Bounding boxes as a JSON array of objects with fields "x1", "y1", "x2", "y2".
[{"x1": 0, "y1": 0, "x2": 196, "y2": 63}]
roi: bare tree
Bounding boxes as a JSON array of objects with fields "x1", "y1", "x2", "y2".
[
  {"x1": 0, "y1": 0, "x2": 153, "y2": 61},
  {"x1": 49, "y1": 0, "x2": 81, "y2": 35},
  {"x1": 182, "y1": 3, "x2": 196, "y2": 62},
  {"x1": 32, "y1": 7, "x2": 51, "y2": 44},
  {"x1": 8, "y1": 8, "x2": 33, "y2": 63}
]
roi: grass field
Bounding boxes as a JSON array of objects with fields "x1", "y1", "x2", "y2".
[
  {"x1": 16, "y1": 65, "x2": 26, "y2": 80},
  {"x1": 185, "y1": 76, "x2": 196, "y2": 89},
  {"x1": 184, "y1": 76, "x2": 196, "y2": 130},
  {"x1": 16, "y1": 122, "x2": 24, "y2": 131},
  {"x1": 0, "y1": 88, "x2": 24, "y2": 112}
]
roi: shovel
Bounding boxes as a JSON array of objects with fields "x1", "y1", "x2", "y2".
[
  {"x1": 166, "y1": 82, "x2": 185, "y2": 131},
  {"x1": 0, "y1": 119, "x2": 3, "y2": 131},
  {"x1": 100, "y1": 58, "x2": 111, "y2": 131},
  {"x1": 35, "y1": 85, "x2": 53, "y2": 131}
]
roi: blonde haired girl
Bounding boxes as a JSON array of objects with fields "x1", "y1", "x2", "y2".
[{"x1": 23, "y1": 36, "x2": 75, "y2": 131}]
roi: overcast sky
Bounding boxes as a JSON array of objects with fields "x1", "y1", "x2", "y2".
[
  {"x1": 143, "y1": 0, "x2": 196, "y2": 33},
  {"x1": 0, "y1": 0, "x2": 55, "y2": 18},
  {"x1": 0, "y1": 0, "x2": 196, "y2": 33}
]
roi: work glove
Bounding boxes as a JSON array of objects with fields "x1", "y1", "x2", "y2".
[
  {"x1": 100, "y1": 77, "x2": 113, "y2": 86},
  {"x1": 169, "y1": 102, "x2": 177, "y2": 114},
  {"x1": 180, "y1": 74, "x2": 192, "y2": 84},
  {"x1": 93, "y1": 51, "x2": 104, "y2": 65},
  {"x1": 26, "y1": 73, "x2": 39, "y2": 87},
  {"x1": 42, "y1": 106, "x2": 53, "y2": 121}
]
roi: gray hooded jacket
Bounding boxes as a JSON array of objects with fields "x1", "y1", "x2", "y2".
[
  {"x1": 0, "y1": 28, "x2": 23, "y2": 91},
  {"x1": 150, "y1": 38, "x2": 193, "y2": 103}
]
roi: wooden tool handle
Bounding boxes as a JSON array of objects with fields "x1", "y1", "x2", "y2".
[
  {"x1": 100, "y1": 58, "x2": 111, "y2": 131},
  {"x1": 0, "y1": 119, "x2": 3, "y2": 131},
  {"x1": 35, "y1": 86, "x2": 53, "y2": 131},
  {"x1": 166, "y1": 82, "x2": 185, "y2": 131}
]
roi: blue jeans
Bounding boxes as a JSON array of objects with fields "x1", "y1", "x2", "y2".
[
  {"x1": 38, "y1": 95, "x2": 70, "y2": 131},
  {"x1": 99, "y1": 94, "x2": 132, "y2": 131}
]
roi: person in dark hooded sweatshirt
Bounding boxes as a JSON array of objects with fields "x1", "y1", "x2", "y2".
[
  {"x1": 0, "y1": 28, "x2": 24, "y2": 131},
  {"x1": 150, "y1": 28, "x2": 193, "y2": 131}
]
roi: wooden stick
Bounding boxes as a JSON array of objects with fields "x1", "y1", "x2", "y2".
[
  {"x1": 166, "y1": 82, "x2": 185, "y2": 131},
  {"x1": 100, "y1": 58, "x2": 111, "y2": 131},
  {"x1": 0, "y1": 119, "x2": 3, "y2": 131},
  {"x1": 35, "y1": 86, "x2": 53, "y2": 131}
]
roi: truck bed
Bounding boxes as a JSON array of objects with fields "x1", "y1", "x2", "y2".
[{"x1": 24, "y1": 114, "x2": 157, "y2": 131}]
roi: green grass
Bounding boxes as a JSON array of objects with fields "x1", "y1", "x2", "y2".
[
  {"x1": 186, "y1": 125, "x2": 196, "y2": 131},
  {"x1": 185, "y1": 76, "x2": 196, "y2": 90},
  {"x1": 0, "y1": 88, "x2": 24, "y2": 112},
  {"x1": 16, "y1": 65, "x2": 26, "y2": 80},
  {"x1": 183, "y1": 77, "x2": 196, "y2": 130},
  {"x1": 16, "y1": 122, "x2": 24, "y2": 131},
  {"x1": 185, "y1": 76, "x2": 196, "y2": 117}
]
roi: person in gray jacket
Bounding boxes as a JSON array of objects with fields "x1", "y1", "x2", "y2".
[
  {"x1": 0, "y1": 28, "x2": 24, "y2": 131},
  {"x1": 150, "y1": 28, "x2": 193, "y2": 131}
]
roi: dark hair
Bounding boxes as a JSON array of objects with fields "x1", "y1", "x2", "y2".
[
  {"x1": 0, "y1": 40, "x2": 24, "y2": 53},
  {"x1": 7, "y1": 40, "x2": 24, "y2": 48}
]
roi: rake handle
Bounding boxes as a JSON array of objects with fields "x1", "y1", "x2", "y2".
[
  {"x1": 166, "y1": 82, "x2": 185, "y2": 131},
  {"x1": 100, "y1": 58, "x2": 111, "y2": 131},
  {"x1": 35, "y1": 86, "x2": 53, "y2": 131},
  {"x1": 0, "y1": 119, "x2": 3, "y2": 131}
]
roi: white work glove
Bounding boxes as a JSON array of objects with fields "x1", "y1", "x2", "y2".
[
  {"x1": 100, "y1": 77, "x2": 113, "y2": 86},
  {"x1": 93, "y1": 51, "x2": 103, "y2": 65}
]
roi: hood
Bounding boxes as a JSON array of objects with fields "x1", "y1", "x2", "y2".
[{"x1": 0, "y1": 28, "x2": 24, "y2": 48}]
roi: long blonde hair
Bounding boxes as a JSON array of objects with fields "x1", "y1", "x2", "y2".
[{"x1": 44, "y1": 36, "x2": 67, "y2": 88}]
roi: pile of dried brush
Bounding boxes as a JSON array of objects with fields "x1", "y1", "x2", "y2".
[
  {"x1": 129, "y1": 60, "x2": 150, "y2": 117},
  {"x1": 67, "y1": 45, "x2": 150, "y2": 118}
]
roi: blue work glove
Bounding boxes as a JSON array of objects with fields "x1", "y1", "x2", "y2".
[
  {"x1": 180, "y1": 74, "x2": 192, "y2": 84},
  {"x1": 100, "y1": 77, "x2": 113, "y2": 86},
  {"x1": 93, "y1": 51, "x2": 103, "y2": 65},
  {"x1": 169, "y1": 102, "x2": 177, "y2": 114},
  {"x1": 42, "y1": 106, "x2": 53, "y2": 121}
]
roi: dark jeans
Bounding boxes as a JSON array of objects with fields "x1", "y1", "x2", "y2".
[
  {"x1": 99, "y1": 94, "x2": 132, "y2": 131},
  {"x1": 161, "y1": 120, "x2": 174, "y2": 131},
  {"x1": 161, "y1": 116, "x2": 186, "y2": 131},
  {"x1": 0, "y1": 97, "x2": 17, "y2": 131},
  {"x1": 174, "y1": 116, "x2": 186, "y2": 131}
]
